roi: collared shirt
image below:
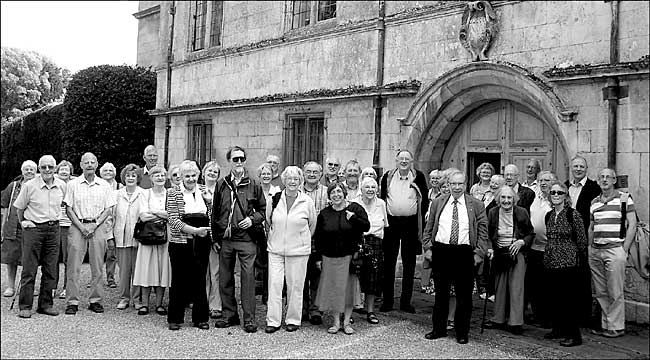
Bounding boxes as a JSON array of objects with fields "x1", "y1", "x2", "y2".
[
  {"x1": 181, "y1": 183, "x2": 208, "y2": 214},
  {"x1": 354, "y1": 197, "x2": 389, "y2": 239},
  {"x1": 112, "y1": 187, "x2": 147, "y2": 248},
  {"x1": 590, "y1": 191, "x2": 635, "y2": 245},
  {"x1": 13, "y1": 176, "x2": 66, "y2": 223},
  {"x1": 63, "y1": 175, "x2": 115, "y2": 221},
  {"x1": 522, "y1": 179, "x2": 538, "y2": 194},
  {"x1": 530, "y1": 193, "x2": 552, "y2": 251},
  {"x1": 386, "y1": 170, "x2": 418, "y2": 216},
  {"x1": 435, "y1": 195, "x2": 470, "y2": 245},
  {"x1": 302, "y1": 183, "x2": 329, "y2": 214},
  {"x1": 345, "y1": 184, "x2": 362, "y2": 203},
  {"x1": 569, "y1": 176, "x2": 588, "y2": 208}
]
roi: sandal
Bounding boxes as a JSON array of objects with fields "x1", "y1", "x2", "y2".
[
  {"x1": 447, "y1": 320, "x2": 455, "y2": 330},
  {"x1": 155, "y1": 306, "x2": 167, "y2": 315},
  {"x1": 367, "y1": 312, "x2": 379, "y2": 324},
  {"x1": 343, "y1": 324, "x2": 355, "y2": 335},
  {"x1": 138, "y1": 306, "x2": 149, "y2": 315},
  {"x1": 328, "y1": 325, "x2": 340, "y2": 334}
]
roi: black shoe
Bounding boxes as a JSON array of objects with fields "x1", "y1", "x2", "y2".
[
  {"x1": 88, "y1": 303, "x2": 104, "y2": 313},
  {"x1": 379, "y1": 304, "x2": 393, "y2": 312},
  {"x1": 168, "y1": 323, "x2": 181, "y2": 331},
  {"x1": 193, "y1": 322, "x2": 209, "y2": 330},
  {"x1": 457, "y1": 336, "x2": 469, "y2": 344},
  {"x1": 509, "y1": 325, "x2": 523, "y2": 335},
  {"x1": 560, "y1": 338, "x2": 582, "y2": 347},
  {"x1": 425, "y1": 331, "x2": 446, "y2": 340},
  {"x1": 215, "y1": 317, "x2": 241, "y2": 328},
  {"x1": 285, "y1": 324, "x2": 299, "y2": 332},
  {"x1": 64, "y1": 304, "x2": 78, "y2": 315},
  {"x1": 399, "y1": 304, "x2": 416, "y2": 314},
  {"x1": 265, "y1": 325, "x2": 281, "y2": 333},
  {"x1": 309, "y1": 315, "x2": 323, "y2": 325},
  {"x1": 483, "y1": 321, "x2": 505, "y2": 330},
  {"x1": 353, "y1": 307, "x2": 367, "y2": 314},
  {"x1": 36, "y1": 307, "x2": 59, "y2": 316},
  {"x1": 301, "y1": 313, "x2": 310, "y2": 321},
  {"x1": 544, "y1": 331, "x2": 563, "y2": 339},
  {"x1": 244, "y1": 323, "x2": 258, "y2": 333}
]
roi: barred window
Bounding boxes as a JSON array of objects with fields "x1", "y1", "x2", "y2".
[
  {"x1": 191, "y1": 0, "x2": 208, "y2": 51},
  {"x1": 288, "y1": 1, "x2": 336, "y2": 30},
  {"x1": 209, "y1": 1, "x2": 223, "y2": 47},
  {"x1": 284, "y1": 113, "x2": 325, "y2": 167},
  {"x1": 188, "y1": 120, "x2": 213, "y2": 169},
  {"x1": 318, "y1": 1, "x2": 336, "y2": 21}
]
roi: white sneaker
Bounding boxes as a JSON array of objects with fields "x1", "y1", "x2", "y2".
[
  {"x1": 59, "y1": 289, "x2": 67, "y2": 299},
  {"x1": 3, "y1": 287, "x2": 15, "y2": 297},
  {"x1": 488, "y1": 295, "x2": 495, "y2": 302},
  {"x1": 479, "y1": 292, "x2": 487, "y2": 300}
]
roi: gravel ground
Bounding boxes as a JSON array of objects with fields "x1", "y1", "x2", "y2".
[{"x1": 1, "y1": 264, "x2": 643, "y2": 359}]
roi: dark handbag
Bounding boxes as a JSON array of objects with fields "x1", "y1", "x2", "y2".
[
  {"x1": 134, "y1": 219, "x2": 167, "y2": 246},
  {"x1": 182, "y1": 213, "x2": 211, "y2": 241},
  {"x1": 349, "y1": 241, "x2": 363, "y2": 275},
  {"x1": 491, "y1": 246, "x2": 516, "y2": 273}
]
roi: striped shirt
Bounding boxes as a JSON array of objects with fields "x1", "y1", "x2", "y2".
[
  {"x1": 302, "y1": 183, "x2": 329, "y2": 214},
  {"x1": 166, "y1": 184, "x2": 211, "y2": 244},
  {"x1": 590, "y1": 191, "x2": 635, "y2": 246}
]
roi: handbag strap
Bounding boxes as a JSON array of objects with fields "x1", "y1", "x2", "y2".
[{"x1": 225, "y1": 176, "x2": 247, "y2": 221}]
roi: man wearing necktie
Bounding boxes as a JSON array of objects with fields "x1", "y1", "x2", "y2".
[{"x1": 422, "y1": 171, "x2": 488, "y2": 344}]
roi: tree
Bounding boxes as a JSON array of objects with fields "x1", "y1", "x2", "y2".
[
  {"x1": 1, "y1": 47, "x2": 70, "y2": 123},
  {"x1": 62, "y1": 65, "x2": 157, "y2": 173}
]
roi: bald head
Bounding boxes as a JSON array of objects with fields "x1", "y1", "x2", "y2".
[
  {"x1": 503, "y1": 164, "x2": 520, "y2": 187},
  {"x1": 39, "y1": 155, "x2": 56, "y2": 182},
  {"x1": 143, "y1": 145, "x2": 159, "y2": 168}
]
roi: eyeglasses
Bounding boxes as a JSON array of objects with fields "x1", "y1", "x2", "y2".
[
  {"x1": 171, "y1": 173, "x2": 180, "y2": 177},
  {"x1": 39, "y1": 165, "x2": 55, "y2": 170},
  {"x1": 327, "y1": 163, "x2": 340, "y2": 167},
  {"x1": 549, "y1": 190, "x2": 566, "y2": 196},
  {"x1": 232, "y1": 156, "x2": 246, "y2": 163}
]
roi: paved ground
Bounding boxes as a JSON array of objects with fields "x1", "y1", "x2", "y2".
[{"x1": 1, "y1": 264, "x2": 648, "y2": 359}]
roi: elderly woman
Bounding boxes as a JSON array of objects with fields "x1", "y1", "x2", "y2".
[
  {"x1": 1, "y1": 160, "x2": 37, "y2": 297},
  {"x1": 134, "y1": 166, "x2": 172, "y2": 316},
  {"x1": 314, "y1": 183, "x2": 370, "y2": 335},
  {"x1": 113, "y1": 164, "x2": 147, "y2": 311},
  {"x1": 264, "y1": 166, "x2": 317, "y2": 333},
  {"x1": 100, "y1": 162, "x2": 122, "y2": 288},
  {"x1": 428, "y1": 169, "x2": 442, "y2": 202},
  {"x1": 470, "y1": 162, "x2": 496, "y2": 203},
  {"x1": 259, "y1": 163, "x2": 281, "y2": 199},
  {"x1": 484, "y1": 185, "x2": 534, "y2": 335},
  {"x1": 361, "y1": 167, "x2": 377, "y2": 181},
  {"x1": 168, "y1": 164, "x2": 182, "y2": 187},
  {"x1": 256, "y1": 163, "x2": 281, "y2": 305},
  {"x1": 201, "y1": 160, "x2": 223, "y2": 319},
  {"x1": 54, "y1": 160, "x2": 74, "y2": 299},
  {"x1": 166, "y1": 160, "x2": 212, "y2": 331},
  {"x1": 542, "y1": 181, "x2": 587, "y2": 347},
  {"x1": 485, "y1": 175, "x2": 506, "y2": 213},
  {"x1": 353, "y1": 177, "x2": 388, "y2": 324}
]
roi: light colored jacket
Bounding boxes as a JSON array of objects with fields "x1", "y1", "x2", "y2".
[
  {"x1": 266, "y1": 191, "x2": 317, "y2": 256},
  {"x1": 112, "y1": 187, "x2": 147, "y2": 248}
]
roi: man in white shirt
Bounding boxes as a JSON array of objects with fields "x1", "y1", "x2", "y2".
[{"x1": 522, "y1": 159, "x2": 541, "y2": 193}]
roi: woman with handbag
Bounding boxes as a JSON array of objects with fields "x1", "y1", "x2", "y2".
[
  {"x1": 542, "y1": 181, "x2": 587, "y2": 347},
  {"x1": 483, "y1": 185, "x2": 534, "y2": 335},
  {"x1": 264, "y1": 166, "x2": 317, "y2": 333},
  {"x1": 166, "y1": 160, "x2": 212, "y2": 331},
  {"x1": 352, "y1": 177, "x2": 388, "y2": 325},
  {"x1": 112, "y1": 164, "x2": 147, "y2": 312},
  {"x1": 134, "y1": 166, "x2": 172, "y2": 316},
  {"x1": 314, "y1": 182, "x2": 370, "y2": 335}
]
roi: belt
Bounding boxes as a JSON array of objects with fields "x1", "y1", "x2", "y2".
[
  {"x1": 34, "y1": 220, "x2": 60, "y2": 226},
  {"x1": 80, "y1": 219, "x2": 96, "y2": 223}
]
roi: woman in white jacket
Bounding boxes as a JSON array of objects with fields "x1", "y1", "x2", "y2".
[{"x1": 265, "y1": 166, "x2": 317, "y2": 333}]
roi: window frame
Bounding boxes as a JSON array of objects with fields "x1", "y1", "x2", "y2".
[
  {"x1": 187, "y1": 119, "x2": 214, "y2": 170},
  {"x1": 283, "y1": 112, "x2": 327, "y2": 167},
  {"x1": 190, "y1": 0, "x2": 208, "y2": 51},
  {"x1": 285, "y1": 1, "x2": 336, "y2": 31},
  {"x1": 209, "y1": 0, "x2": 224, "y2": 47}
]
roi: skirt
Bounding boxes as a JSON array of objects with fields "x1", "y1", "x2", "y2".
[
  {"x1": 1, "y1": 226, "x2": 22, "y2": 265},
  {"x1": 359, "y1": 234, "x2": 383, "y2": 296},
  {"x1": 133, "y1": 242, "x2": 172, "y2": 287},
  {"x1": 315, "y1": 255, "x2": 358, "y2": 313}
]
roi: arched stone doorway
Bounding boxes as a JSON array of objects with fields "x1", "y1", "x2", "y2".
[{"x1": 404, "y1": 62, "x2": 575, "y2": 180}]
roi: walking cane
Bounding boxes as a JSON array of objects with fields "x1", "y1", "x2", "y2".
[
  {"x1": 480, "y1": 256, "x2": 491, "y2": 334},
  {"x1": 9, "y1": 280, "x2": 21, "y2": 310}
]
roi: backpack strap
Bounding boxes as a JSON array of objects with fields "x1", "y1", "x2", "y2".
[{"x1": 620, "y1": 193, "x2": 628, "y2": 239}]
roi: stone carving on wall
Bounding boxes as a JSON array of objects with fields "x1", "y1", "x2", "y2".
[{"x1": 459, "y1": 1, "x2": 498, "y2": 61}]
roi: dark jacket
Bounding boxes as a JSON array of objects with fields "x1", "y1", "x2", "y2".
[
  {"x1": 487, "y1": 205, "x2": 535, "y2": 251},
  {"x1": 379, "y1": 168, "x2": 430, "y2": 238},
  {"x1": 516, "y1": 184, "x2": 536, "y2": 215},
  {"x1": 564, "y1": 178, "x2": 600, "y2": 234},
  {"x1": 314, "y1": 202, "x2": 370, "y2": 260},
  {"x1": 211, "y1": 170, "x2": 266, "y2": 246}
]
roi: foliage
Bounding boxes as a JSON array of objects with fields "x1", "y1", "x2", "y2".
[
  {"x1": 62, "y1": 65, "x2": 157, "y2": 175},
  {"x1": 1, "y1": 47, "x2": 70, "y2": 123}
]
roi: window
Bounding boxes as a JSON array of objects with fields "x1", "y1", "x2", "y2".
[
  {"x1": 289, "y1": 1, "x2": 336, "y2": 30},
  {"x1": 191, "y1": 0, "x2": 208, "y2": 51},
  {"x1": 284, "y1": 114, "x2": 325, "y2": 166},
  {"x1": 209, "y1": 1, "x2": 223, "y2": 47},
  {"x1": 187, "y1": 120, "x2": 213, "y2": 169}
]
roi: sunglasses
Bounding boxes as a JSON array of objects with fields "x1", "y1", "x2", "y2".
[
  {"x1": 549, "y1": 190, "x2": 566, "y2": 196},
  {"x1": 232, "y1": 156, "x2": 246, "y2": 163},
  {"x1": 171, "y1": 173, "x2": 180, "y2": 177},
  {"x1": 327, "y1": 163, "x2": 340, "y2": 167},
  {"x1": 39, "y1": 165, "x2": 55, "y2": 170}
]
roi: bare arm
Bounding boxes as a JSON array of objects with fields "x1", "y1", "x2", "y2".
[{"x1": 623, "y1": 211, "x2": 637, "y2": 254}]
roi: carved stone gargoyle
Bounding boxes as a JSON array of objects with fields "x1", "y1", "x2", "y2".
[{"x1": 459, "y1": 1, "x2": 498, "y2": 61}]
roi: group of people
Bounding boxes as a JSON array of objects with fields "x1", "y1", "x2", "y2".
[{"x1": 0, "y1": 146, "x2": 638, "y2": 347}]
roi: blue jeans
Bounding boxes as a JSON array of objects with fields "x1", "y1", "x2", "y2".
[{"x1": 19, "y1": 222, "x2": 60, "y2": 310}]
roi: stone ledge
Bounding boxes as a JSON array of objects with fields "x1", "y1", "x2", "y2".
[{"x1": 625, "y1": 300, "x2": 649, "y2": 325}]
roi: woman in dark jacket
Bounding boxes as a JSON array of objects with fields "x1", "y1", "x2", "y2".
[
  {"x1": 314, "y1": 182, "x2": 370, "y2": 335},
  {"x1": 484, "y1": 185, "x2": 534, "y2": 335},
  {"x1": 542, "y1": 181, "x2": 587, "y2": 347}
]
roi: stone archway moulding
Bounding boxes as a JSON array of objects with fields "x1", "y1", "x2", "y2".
[{"x1": 403, "y1": 61, "x2": 577, "y2": 171}]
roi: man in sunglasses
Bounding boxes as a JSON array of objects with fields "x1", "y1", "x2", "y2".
[
  {"x1": 211, "y1": 146, "x2": 266, "y2": 333},
  {"x1": 321, "y1": 156, "x2": 341, "y2": 187},
  {"x1": 13, "y1": 155, "x2": 67, "y2": 318}
]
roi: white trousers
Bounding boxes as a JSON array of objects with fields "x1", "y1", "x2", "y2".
[
  {"x1": 266, "y1": 253, "x2": 309, "y2": 327},
  {"x1": 206, "y1": 246, "x2": 222, "y2": 311}
]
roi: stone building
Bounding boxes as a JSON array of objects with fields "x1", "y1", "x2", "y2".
[{"x1": 134, "y1": 1, "x2": 649, "y2": 322}]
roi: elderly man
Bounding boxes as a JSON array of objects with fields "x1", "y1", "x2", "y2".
[
  {"x1": 138, "y1": 145, "x2": 164, "y2": 189},
  {"x1": 423, "y1": 171, "x2": 488, "y2": 344},
  {"x1": 522, "y1": 159, "x2": 542, "y2": 193},
  {"x1": 589, "y1": 168, "x2": 636, "y2": 338},
  {"x1": 300, "y1": 161, "x2": 330, "y2": 324},
  {"x1": 503, "y1": 164, "x2": 535, "y2": 214},
  {"x1": 13, "y1": 155, "x2": 66, "y2": 318},
  {"x1": 64, "y1": 152, "x2": 116, "y2": 315},
  {"x1": 379, "y1": 150, "x2": 429, "y2": 313},
  {"x1": 266, "y1": 154, "x2": 283, "y2": 189},
  {"x1": 321, "y1": 156, "x2": 341, "y2": 187},
  {"x1": 524, "y1": 170, "x2": 556, "y2": 327}
]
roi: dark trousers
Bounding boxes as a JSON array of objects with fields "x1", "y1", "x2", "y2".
[
  {"x1": 382, "y1": 214, "x2": 419, "y2": 307},
  {"x1": 19, "y1": 222, "x2": 59, "y2": 310},
  {"x1": 105, "y1": 238, "x2": 117, "y2": 284},
  {"x1": 547, "y1": 266, "x2": 582, "y2": 341},
  {"x1": 525, "y1": 249, "x2": 550, "y2": 325},
  {"x1": 254, "y1": 243, "x2": 268, "y2": 302},
  {"x1": 56, "y1": 226, "x2": 69, "y2": 289},
  {"x1": 168, "y1": 239, "x2": 210, "y2": 324},
  {"x1": 430, "y1": 242, "x2": 475, "y2": 339},
  {"x1": 303, "y1": 253, "x2": 322, "y2": 317},
  {"x1": 220, "y1": 239, "x2": 257, "y2": 324}
]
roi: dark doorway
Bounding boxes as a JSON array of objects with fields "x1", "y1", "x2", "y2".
[{"x1": 467, "y1": 152, "x2": 501, "y2": 191}]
